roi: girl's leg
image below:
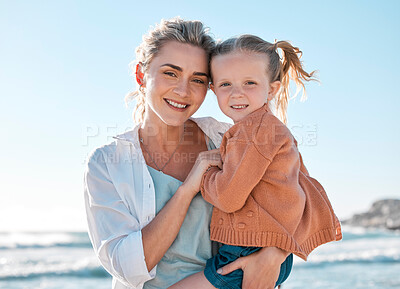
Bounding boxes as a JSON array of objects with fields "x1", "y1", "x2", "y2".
[{"x1": 168, "y1": 271, "x2": 216, "y2": 289}]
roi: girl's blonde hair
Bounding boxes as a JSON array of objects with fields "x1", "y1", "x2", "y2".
[
  {"x1": 212, "y1": 35, "x2": 317, "y2": 124},
  {"x1": 125, "y1": 17, "x2": 215, "y2": 123}
]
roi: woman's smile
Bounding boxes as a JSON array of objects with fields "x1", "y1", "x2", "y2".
[{"x1": 164, "y1": 98, "x2": 190, "y2": 110}]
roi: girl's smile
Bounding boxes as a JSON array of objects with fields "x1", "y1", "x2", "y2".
[{"x1": 211, "y1": 51, "x2": 280, "y2": 123}]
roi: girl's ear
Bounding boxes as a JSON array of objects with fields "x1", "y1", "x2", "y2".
[
  {"x1": 210, "y1": 83, "x2": 215, "y2": 93},
  {"x1": 268, "y1": 81, "x2": 281, "y2": 101}
]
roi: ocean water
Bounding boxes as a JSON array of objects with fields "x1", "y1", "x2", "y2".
[{"x1": 1, "y1": 226, "x2": 399, "y2": 289}]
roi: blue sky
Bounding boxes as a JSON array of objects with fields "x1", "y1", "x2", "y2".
[{"x1": 1, "y1": 0, "x2": 399, "y2": 231}]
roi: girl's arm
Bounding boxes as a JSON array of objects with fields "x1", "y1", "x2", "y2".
[
  {"x1": 201, "y1": 139, "x2": 272, "y2": 213},
  {"x1": 84, "y1": 149, "x2": 221, "y2": 288}
]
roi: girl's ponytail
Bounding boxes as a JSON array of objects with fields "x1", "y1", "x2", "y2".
[
  {"x1": 273, "y1": 41, "x2": 317, "y2": 124},
  {"x1": 212, "y1": 35, "x2": 317, "y2": 124}
]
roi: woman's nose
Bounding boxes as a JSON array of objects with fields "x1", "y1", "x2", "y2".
[{"x1": 173, "y1": 79, "x2": 189, "y2": 98}]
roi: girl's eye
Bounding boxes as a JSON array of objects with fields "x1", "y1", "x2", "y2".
[
  {"x1": 164, "y1": 71, "x2": 176, "y2": 77},
  {"x1": 220, "y1": 83, "x2": 231, "y2": 87},
  {"x1": 246, "y1": 81, "x2": 256, "y2": 85}
]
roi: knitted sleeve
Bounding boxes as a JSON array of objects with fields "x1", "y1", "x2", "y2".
[{"x1": 200, "y1": 138, "x2": 272, "y2": 213}]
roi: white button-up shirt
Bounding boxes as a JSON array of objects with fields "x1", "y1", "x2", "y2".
[{"x1": 84, "y1": 117, "x2": 230, "y2": 289}]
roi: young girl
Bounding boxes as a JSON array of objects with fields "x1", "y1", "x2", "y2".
[{"x1": 169, "y1": 35, "x2": 342, "y2": 289}]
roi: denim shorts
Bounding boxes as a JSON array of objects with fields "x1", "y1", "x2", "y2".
[{"x1": 204, "y1": 245, "x2": 293, "y2": 289}]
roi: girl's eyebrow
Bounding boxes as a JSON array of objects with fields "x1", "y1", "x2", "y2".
[{"x1": 161, "y1": 63, "x2": 209, "y2": 78}]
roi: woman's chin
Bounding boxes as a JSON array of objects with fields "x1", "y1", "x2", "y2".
[{"x1": 159, "y1": 115, "x2": 189, "y2": 127}]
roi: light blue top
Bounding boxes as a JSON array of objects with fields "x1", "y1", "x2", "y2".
[{"x1": 143, "y1": 139, "x2": 217, "y2": 288}]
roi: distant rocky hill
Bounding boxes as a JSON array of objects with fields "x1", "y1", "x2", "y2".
[{"x1": 342, "y1": 199, "x2": 400, "y2": 230}]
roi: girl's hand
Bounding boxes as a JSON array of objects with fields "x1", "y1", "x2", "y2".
[
  {"x1": 217, "y1": 247, "x2": 288, "y2": 289},
  {"x1": 181, "y1": 149, "x2": 222, "y2": 197}
]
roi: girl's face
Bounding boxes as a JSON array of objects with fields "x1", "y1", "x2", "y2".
[
  {"x1": 211, "y1": 51, "x2": 279, "y2": 123},
  {"x1": 141, "y1": 41, "x2": 209, "y2": 127}
]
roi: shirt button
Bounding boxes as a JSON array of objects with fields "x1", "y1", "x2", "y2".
[
  {"x1": 246, "y1": 211, "x2": 254, "y2": 217},
  {"x1": 238, "y1": 223, "x2": 246, "y2": 229},
  {"x1": 218, "y1": 218, "x2": 224, "y2": 225}
]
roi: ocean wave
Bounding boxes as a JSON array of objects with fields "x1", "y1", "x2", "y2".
[
  {"x1": 0, "y1": 232, "x2": 91, "y2": 250},
  {"x1": 293, "y1": 227, "x2": 400, "y2": 267},
  {"x1": 302, "y1": 253, "x2": 400, "y2": 267},
  {"x1": 340, "y1": 225, "x2": 400, "y2": 241},
  {"x1": 1, "y1": 266, "x2": 110, "y2": 280},
  {"x1": 0, "y1": 257, "x2": 110, "y2": 280}
]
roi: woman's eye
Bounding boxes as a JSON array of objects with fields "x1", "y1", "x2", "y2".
[
  {"x1": 193, "y1": 79, "x2": 205, "y2": 84},
  {"x1": 164, "y1": 71, "x2": 176, "y2": 77}
]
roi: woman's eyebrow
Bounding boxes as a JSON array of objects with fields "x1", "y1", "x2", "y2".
[
  {"x1": 194, "y1": 72, "x2": 209, "y2": 78},
  {"x1": 161, "y1": 63, "x2": 209, "y2": 78},
  {"x1": 161, "y1": 63, "x2": 182, "y2": 71}
]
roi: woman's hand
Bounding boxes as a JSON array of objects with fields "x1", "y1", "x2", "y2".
[
  {"x1": 217, "y1": 247, "x2": 289, "y2": 289},
  {"x1": 181, "y1": 149, "x2": 222, "y2": 197}
]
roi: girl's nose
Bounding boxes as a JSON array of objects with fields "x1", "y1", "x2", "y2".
[
  {"x1": 173, "y1": 79, "x2": 189, "y2": 98},
  {"x1": 231, "y1": 86, "x2": 244, "y2": 98}
]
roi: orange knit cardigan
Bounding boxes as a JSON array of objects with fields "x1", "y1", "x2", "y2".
[{"x1": 200, "y1": 104, "x2": 342, "y2": 260}]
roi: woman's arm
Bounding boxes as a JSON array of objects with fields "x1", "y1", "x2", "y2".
[
  {"x1": 218, "y1": 247, "x2": 289, "y2": 289},
  {"x1": 140, "y1": 149, "x2": 223, "y2": 270},
  {"x1": 85, "y1": 149, "x2": 154, "y2": 287},
  {"x1": 85, "y1": 148, "x2": 221, "y2": 287},
  {"x1": 168, "y1": 246, "x2": 289, "y2": 289}
]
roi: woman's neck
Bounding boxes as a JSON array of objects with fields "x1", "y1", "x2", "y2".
[
  {"x1": 139, "y1": 113, "x2": 207, "y2": 181},
  {"x1": 140, "y1": 116, "x2": 185, "y2": 150}
]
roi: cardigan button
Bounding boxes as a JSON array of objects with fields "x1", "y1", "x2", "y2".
[
  {"x1": 246, "y1": 211, "x2": 254, "y2": 217},
  {"x1": 238, "y1": 223, "x2": 246, "y2": 229},
  {"x1": 218, "y1": 218, "x2": 223, "y2": 225}
]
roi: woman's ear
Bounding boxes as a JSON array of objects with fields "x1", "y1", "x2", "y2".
[
  {"x1": 267, "y1": 81, "x2": 281, "y2": 101},
  {"x1": 135, "y1": 63, "x2": 145, "y2": 87}
]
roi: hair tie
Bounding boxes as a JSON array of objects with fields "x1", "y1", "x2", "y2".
[
  {"x1": 139, "y1": 84, "x2": 145, "y2": 94},
  {"x1": 273, "y1": 39, "x2": 279, "y2": 52}
]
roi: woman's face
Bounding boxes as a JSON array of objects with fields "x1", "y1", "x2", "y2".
[{"x1": 142, "y1": 41, "x2": 209, "y2": 127}]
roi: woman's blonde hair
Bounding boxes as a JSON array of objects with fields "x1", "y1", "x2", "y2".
[
  {"x1": 125, "y1": 17, "x2": 215, "y2": 123},
  {"x1": 212, "y1": 35, "x2": 317, "y2": 124}
]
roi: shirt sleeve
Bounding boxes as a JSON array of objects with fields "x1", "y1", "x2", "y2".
[
  {"x1": 84, "y1": 149, "x2": 156, "y2": 288},
  {"x1": 201, "y1": 138, "x2": 273, "y2": 213}
]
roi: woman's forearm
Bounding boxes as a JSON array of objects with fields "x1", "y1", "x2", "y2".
[
  {"x1": 259, "y1": 246, "x2": 290, "y2": 262},
  {"x1": 142, "y1": 150, "x2": 222, "y2": 271},
  {"x1": 141, "y1": 185, "x2": 194, "y2": 271},
  {"x1": 217, "y1": 246, "x2": 290, "y2": 289}
]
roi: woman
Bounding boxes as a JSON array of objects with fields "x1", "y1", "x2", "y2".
[{"x1": 84, "y1": 18, "x2": 289, "y2": 289}]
